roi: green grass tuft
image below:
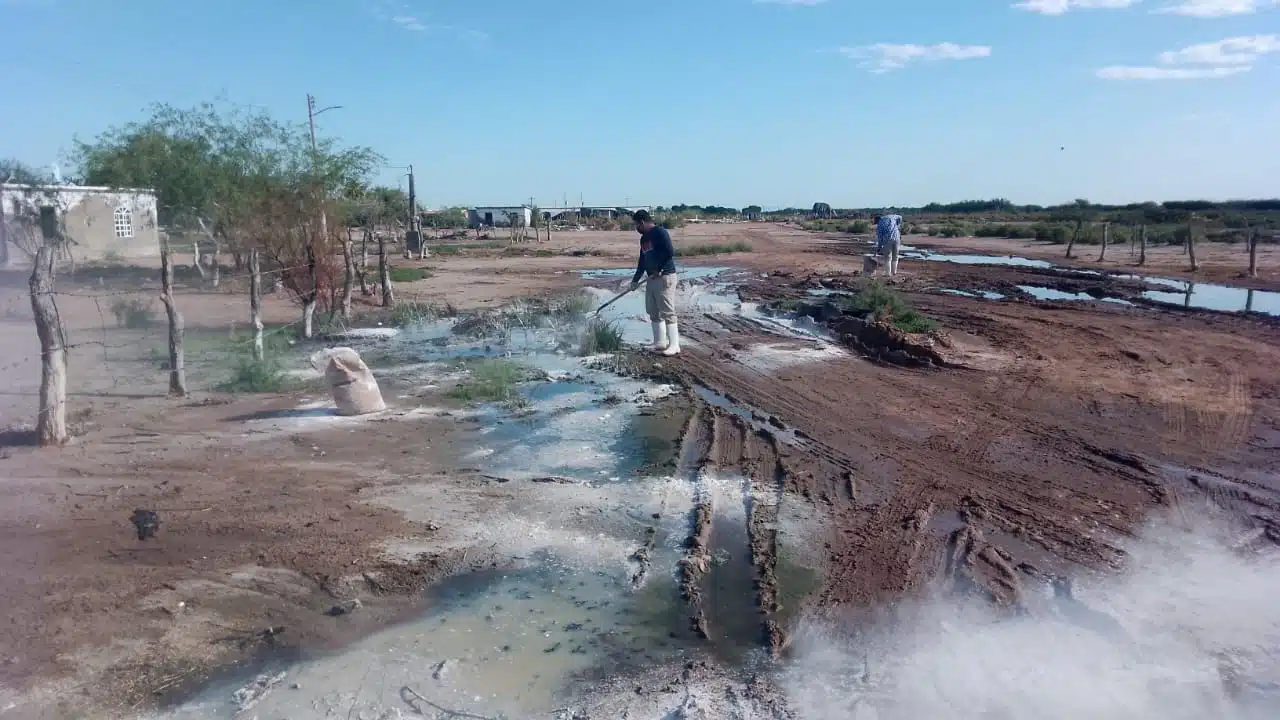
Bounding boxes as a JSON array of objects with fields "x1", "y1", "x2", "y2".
[
  {"x1": 578, "y1": 318, "x2": 625, "y2": 356},
  {"x1": 447, "y1": 359, "x2": 530, "y2": 405},
  {"x1": 677, "y1": 241, "x2": 752, "y2": 257},
  {"x1": 390, "y1": 300, "x2": 455, "y2": 327},
  {"x1": 389, "y1": 267, "x2": 432, "y2": 283}
]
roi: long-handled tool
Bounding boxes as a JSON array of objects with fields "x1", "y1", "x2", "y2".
[{"x1": 593, "y1": 285, "x2": 636, "y2": 316}]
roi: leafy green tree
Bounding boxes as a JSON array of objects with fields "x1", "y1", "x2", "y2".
[{"x1": 72, "y1": 101, "x2": 383, "y2": 336}]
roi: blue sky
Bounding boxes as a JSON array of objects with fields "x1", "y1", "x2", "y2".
[{"x1": 2, "y1": 0, "x2": 1277, "y2": 208}]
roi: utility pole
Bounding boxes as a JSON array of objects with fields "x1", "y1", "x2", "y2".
[
  {"x1": 407, "y1": 164, "x2": 425, "y2": 258},
  {"x1": 306, "y1": 93, "x2": 343, "y2": 241}
]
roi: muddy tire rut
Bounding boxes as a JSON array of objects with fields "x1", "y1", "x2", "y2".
[
  {"x1": 655, "y1": 301, "x2": 1280, "y2": 620},
  {"x1": 668, "y1": 398, "x2": 792, "y2": 656}
]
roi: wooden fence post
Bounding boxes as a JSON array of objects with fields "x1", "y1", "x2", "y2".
[
  {"x1": 1139, "y1": 225, "x2": 1147, "y2": 266},
  {"x1": 1247, "y1": 228, "x2": 1259, "y2": 279},
  {"x1": 359, "y1": 230, "x2": 372, "y2": 296},
  {"x1": 29, "y1": 240, "x2": 68, "y2": 446},
  {"x1": 1187, "y1": 217, "x2": 1199, "y2": 271},
  {"x1": 159, "y1": 234, "x2": 187, "y2": 397},
  {"x1": 1098, "y1": 222, "x2": 1109, "y2": 262},
  {"x1": 342, "y1": 228, "x2": 355, "y2": 321},
  {"x1": 379, "y1": 232, "x2": 394, "y2": 308},
  {"x1": 302, "y1": 243, "x2": 318, "y2": 339},
  {"x1": 249, "y1": 248, "x2": 264, "y2": 362},
  {"x1": 1066, "y1": 218, "x2": 1082, "y2": 259}
]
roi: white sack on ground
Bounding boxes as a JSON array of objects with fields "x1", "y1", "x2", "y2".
[{"x1": 309, "y1": 347, "x2": 386, "y2": 416}]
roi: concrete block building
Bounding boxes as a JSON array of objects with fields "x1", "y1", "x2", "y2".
[{"x1": 0, "y1": 183, "x2": 160, "y2": 267}]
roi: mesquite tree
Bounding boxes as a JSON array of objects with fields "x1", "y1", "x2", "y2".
[{"x1": 73, "y1": 101, "x2": 382, "y2": 339}]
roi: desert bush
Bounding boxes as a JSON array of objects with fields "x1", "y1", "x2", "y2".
[
  {"x1": 110, "y1": 297, "x2": 155, "y2": 329},
  {"x1": 940, "y1": 224, "x2": 967, "y2": 238},
  {"x1": 658, "y1": 215, "x2": 685, "y2": 230},
  {"x1": 842, "y1": 280, "x2": 939, "y2": 334},
  {"x1": 847, "y1": 220, "x2": 871, "y2": 234},
  {"x1": 1034, "y1": 224, "x2": 1071, "y2": 244},
  {"x1": 222, "y1": 355, "x2": 286, "y2": 393}
]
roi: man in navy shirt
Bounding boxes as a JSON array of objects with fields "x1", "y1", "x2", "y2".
[{"x1": 628, "y1": 210, "x2": 680, "y2": 355}]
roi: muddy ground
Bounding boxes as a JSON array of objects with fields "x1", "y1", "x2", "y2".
[{"x1": 0, "y1": 223, "x2": 1277, "y2": 717}]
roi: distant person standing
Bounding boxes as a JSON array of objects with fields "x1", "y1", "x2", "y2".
[
  {"x1": 874, "y1": 212, "x2": 904, "y2": 277},
  {"x1": 628, "y1": 210, "x2": 680, "y2": 355}
]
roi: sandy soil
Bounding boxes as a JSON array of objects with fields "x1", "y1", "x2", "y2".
[{"x1": 1, "y1": 223, "x2": 1277, "y2": 716}]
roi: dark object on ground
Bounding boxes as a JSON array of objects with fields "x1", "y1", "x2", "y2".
[{"x1": 131, "y1": 509, "x2": 160, "y2": 541}]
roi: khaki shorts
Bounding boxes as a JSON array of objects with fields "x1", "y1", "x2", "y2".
[{"x1": 645, "y1": 273, "x2": 678, "y2": 323}]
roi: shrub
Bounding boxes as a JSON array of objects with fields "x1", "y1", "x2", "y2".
[
  {"x1": 222, "y1": 355, "x2": 286, "y2": 393},
  {"x1": 658, "y1": 215, "x2": 686, "y2": 230},
  {"x1": 940, "y1": 225, "x2": 967, "y2": 238},
  {"x1": 842, "y1": 280, "x2": 939, "y2": 334},
  {"x1": 389, "y1": 267, "x2": 431, "y2": 283},
  {"x1": 1034, "y1": 224, "x2": 1070, "y2": 244},
  {"x1": 926, "y1": 227, "x2": 940, "y2": 236},
  {"x1": 578, "y1": 318, "x2": 625, "y2": 355},
  {"x1": 217, "y1": 333, "x2": 290, "y2": 393},
  {"x1": 846, "y1": 220, "x2": 871, "y2": 234},
  {"x1": 110, "y1": 297, "x2": 155, "y2": 329}
]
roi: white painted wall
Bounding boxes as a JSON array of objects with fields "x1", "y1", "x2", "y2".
[
  {"x1": 468, "y1": 207, "x2": 532, "y2": 228},
  {"x1": 1, "y1": 184, "x2": 160, "y2": 266}
]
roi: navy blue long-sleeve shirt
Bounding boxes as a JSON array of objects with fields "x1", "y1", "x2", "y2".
[{"x1": 631, "y1": 226, "x2": 677, "y2": 284}]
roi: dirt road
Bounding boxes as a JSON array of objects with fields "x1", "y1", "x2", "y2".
[{"x1": 0, "y1": 222, "x2": 1276, "y2": 716}]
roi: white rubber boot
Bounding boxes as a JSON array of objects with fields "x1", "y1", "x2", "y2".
[
  {"x1": 649, "y1": 321, "x2": 668, "y2": 352},
  {"x1": 661, "y1": 322, "x2": 681, "y2": 356}
]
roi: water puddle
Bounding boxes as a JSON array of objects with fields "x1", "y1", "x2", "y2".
[
  {"x1": 905, "y1": 249, "x2": 1278, "y2": 316},
  {"x1": 1141, "y1": 284, "x2": 1279, "y2": 316},
  {"x1": 161, "y1": 552, "x2": 701, "y2": 719},
  {"x1": 694, "y1": 385, "x2": 800, "y2": 447},
  {"x1": 902, "y1": 248, "x2": 1054, "y2": 269},
  {"x1": 1018, "y1": 286, "x2": 1133, "y2": 306},
  {"x1": 702, "y1": 474, "x2": 766, "y2": 665},
  {"x1": 938, "y1": 289, "x2": 1006, "y2": 300}
]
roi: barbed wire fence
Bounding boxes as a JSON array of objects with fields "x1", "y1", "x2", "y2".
[{"x1": 4, "y1": 234, "x2": 395, "y2": 446}]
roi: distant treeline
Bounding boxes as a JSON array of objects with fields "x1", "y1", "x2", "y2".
[{"x1": 656, "y1": 199, "x2": 1280, "y2": 224}]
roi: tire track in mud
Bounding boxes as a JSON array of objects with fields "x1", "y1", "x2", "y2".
[
  {"x1": 666, "y1": 391, "x2": 793, "y2": 657},
  {"x1": 668, "y1": 311, "x2": 1186, "y2": 609},
  {"x1": 677, "y1": 404, "x2": 716, "y2": 639}
]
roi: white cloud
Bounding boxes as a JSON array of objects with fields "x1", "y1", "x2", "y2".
[
  {"x1": 1157, "y1": 34, "x2": 1280, "y2": 64},
  {"x1": 1097, "y1": 34, "x2": 1277, "y2": 79},
  {"x1": 1154, "y1": 0, "x2": 1279, "y2": 16},
  {"x1": 1096, "y1": 65, "x2": 1251, "y2": 78},
  {"x1": 1013, "y1": 0, "x2": 1139, "y2": 15},
  {"x1": 392, "y1": 14, "x2": 426, "y2": 31},
  {"x1": 839, "y1": 43, "x2": 992, "y2": 73}
]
